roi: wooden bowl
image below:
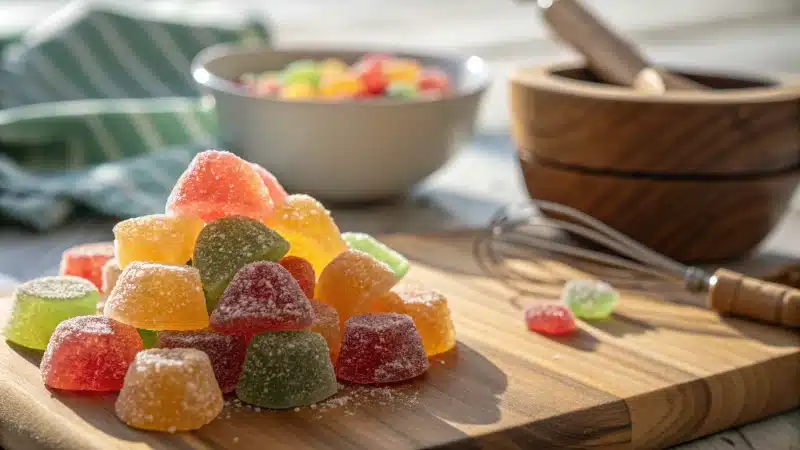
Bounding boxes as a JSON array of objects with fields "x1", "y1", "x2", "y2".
[{"x1": 510, "y1": 63, "x2": 800, "y2": 262}]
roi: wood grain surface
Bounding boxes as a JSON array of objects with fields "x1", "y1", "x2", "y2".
[{"x1": 1, "y1": 232, "x2": 798, "y2": 449}]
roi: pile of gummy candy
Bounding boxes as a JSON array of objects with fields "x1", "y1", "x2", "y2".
[
  {"x1": 239, "y1": 53, "x2": 451, "y2": 100},
  {"x1": 2, "y1": 150, "x2": 456, "y2": 433}
]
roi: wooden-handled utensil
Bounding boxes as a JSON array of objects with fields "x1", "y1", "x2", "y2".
[{"x1": 475, "y1": 201, "x2": 800, "y2": 328}]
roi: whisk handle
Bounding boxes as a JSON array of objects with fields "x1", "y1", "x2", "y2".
[{"x1": 708, "y1": 268, "x2": 800, "y2": 328}]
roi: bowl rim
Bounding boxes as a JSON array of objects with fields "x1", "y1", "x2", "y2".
[
  {"x1": 191, "y1": 43, "x2": 492, "y2": 105},
  {"x1": 510, "y1": 62, "x2": 800, "y2": 104}
]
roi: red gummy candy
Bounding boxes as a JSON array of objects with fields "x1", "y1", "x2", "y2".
[
  {"x1": 249, "y1": 162, "x2": 288, "y2": 209},
  {"x1": 58, "y1": 242, "x2": 115, "y2": 292},
  {"x1": 524, "y1": 303, "x2": 576, "y2": 336},
  {"x1": 210, "y1": 262, "x2": 314, "y2": 340},
  {"x1": 278, "y1": 256, "x2": 315, "y2": 299},
  {"x1": 335, "y1": 313, "x2": 429, "y2": 384},
  {"x1": 41, "y1": 316, "x2": 143, "y2": 391},
  {"x1": 158, "y1": 330, "x2": 247, "y2": 394},
  {"x1": 418, "y1": 68, "x2": 450, "y2": 94},
  {"x1": 359, "y1": 66, "x2": 388, "y2": 96}
]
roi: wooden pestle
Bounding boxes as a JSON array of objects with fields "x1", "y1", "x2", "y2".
[
  {"x1": 709, "y1": 269, "x2": 800, "y2": 328},
  {"x1": 535, "y1": 0, "x2": 708, "y2": 93}
]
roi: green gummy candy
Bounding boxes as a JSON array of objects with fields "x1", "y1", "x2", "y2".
[
  {"x1": 341, "y1": 232, "x2": 409, "y2": 279},
  {"x1": 386, "y1": 82, "x2": 418, "y2": 98},
  {"x1": 236, "y1": 331, "x2": 337, "y2": 409},
  {"x1": 3, "y1": 276, "x2": 99, "y2": 350},
  {"x1": 138, "y1": 329, "x2": 158, "y2": 349},
  {"x1": 194, "y1": 216, "x2": 290, "y2": 312},
  {"x1": 561, "y1": 279, "x2": 618, "y2": 319},
  {"x1": 281, "y1": 60, "x2": 321, "y2": 86}
]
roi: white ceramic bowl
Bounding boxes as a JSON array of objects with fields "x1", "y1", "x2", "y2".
[{"x1": 191, "y1": 45, "x2": 490, "y2": 202}]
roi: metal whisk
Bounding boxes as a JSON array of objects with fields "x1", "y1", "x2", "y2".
[{"x1": 474, "y1": 200, "x2": 799, "y2": 328}]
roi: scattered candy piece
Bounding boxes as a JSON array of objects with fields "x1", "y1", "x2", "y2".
[
  {"x1": 335, "y1": 313, "x2": 429, "y2": 384},
  {"x1": 193, "y1": 216, "x2": 289, "y2": 311},
  {"x1": 524, "y1": 302, "x2": 577, "y2": 336},
  {"x1": 115, "y1": 349, "x2": 223, "y2": 432},
  {"x1": 41, "y1": 315, "x2": 143, "y2": 391},
  {"x1": 138, "y1": 329, "x2": 158, "y2": 349},
  {"x1": 3, "y1": 276, "x2": 99, "y2": 350},
  {"x1": 236, "y1": 331, "x2": 337, "y2": 409},
  {"x1": 309, "y1": 300, "x2": 341, "y2": 361},
  {"x1": 158, "y1": 330, "x2": 247, "y2": 394},
  {"x1": 342, "y1": 232, "x2": 409, "y2": 279},
  {"x1": 561, "y1": 279, "x2": 618, "y2": 319},
  {"x1": 113, "y1": 214, "x2": 204, "y2": 269},
  {"x1": 58, "y1": 242, "x2": 115, "y2": 291},
  {"x1": 249, "y1": 162, "x2": 288, "y2": 209},
  {"x1": 103, "y1": 262, "x2": 209, "y2": 331}
]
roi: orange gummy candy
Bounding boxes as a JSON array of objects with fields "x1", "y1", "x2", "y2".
[
  {"x1": 113, "y1": 214, "x2": 204, "y2": 269},
  {"x1": 316, "y1": 250, "x2": 396, "y2": 326},
  {"x1": 309, "y1": 300, "x2": 341, "y2": 361},
  {"x1": 373, "y1": 283, "x2": 456, "y2": 356},
  {"x1": 115, "y1": 348, "x2": 223, "y2": 432}
]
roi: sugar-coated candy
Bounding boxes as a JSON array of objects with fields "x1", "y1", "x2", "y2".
[
  {"x1": 4, "y1": 276, "x2": 99, "y2": 350},
  {"x1": 158, "y1": 330, "x2": 247, "y2": 394},
  {"x1": 386, "y1": 82, "x2": 418, "y2": 98},
  {"x1": 138, "y1": 329, "x2": 158, "y2": 349},
  {"x1": 281, "y1": 82, "x2": 316, "y2": 100},
  {"x1": 335, "y1": 313, "x2": 429, "y2": 384},
  {"x1": 58, "y1": 242, "x2": 115, "y2": 291},
  {"x1": 342, "y1": 232, "x2": 409, "y2": 279},
  {"x1": 115, "y1": 349, "x2": 223, "y2": 432},
  {"x1": 372, "y1": 283, "x2": 455, "y2": 356},
  {"x1": 41, "y1": 316, "x2": 143, "y2": 391},
  {"x1": 267, "y1": 194, "x2": 347, "y2": 277},
  {"x1": 236, "y1": 331, "x2": 337, "y2": 409},
  {"x1": 101, "y1": 259, "x2": 122, "y2": 295},
  {"x1": 561, "y1": 279, "x2": 618, "y2": 319},
  {"x1": 104, "y1": 262, "x2": 209, "y2": 330},
  {"x1": 319, "y1": 73, "x2": 363, "y2": 98},
  {"x1": 316, "y1": 250, "x2": 397, "y2": 326},
  {"x1": 113, "y1": 214, "x2": 204, "y2": 269},
  {"x1": 249, "y1": 162, "x2": 288, "y2": 209},
  {"x1": 310, "y1": 300, "x2": 341, "y2": 361},
  {"x1": 383, "y1": 58, "x2": 421, "y2": 84},
  {"x1": 166, "y1": 150, "x2": 274, "y2": 223},
  {"x1": 418, "y1": 68, "x2": 450, "y2": 94},
  {"x1": 281, "y1": 60, "x2": 321, "y2": 86},
  {"x1": 210, "y1": 262, "x2": 314, "y2": 340},
  {"x1": 194, "y1": 216, "x2": 290, "y2": 310},
  {"x1": 524, "y1": 302, "x2": 577, "y2": 336},
  {"x1": 279, "y1": 256, "x2": 316, "y2": 299}
]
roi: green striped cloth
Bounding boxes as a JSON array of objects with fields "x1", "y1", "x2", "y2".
[{"x1": 0, "y1": 5, "x2": 270, "y2": 230}]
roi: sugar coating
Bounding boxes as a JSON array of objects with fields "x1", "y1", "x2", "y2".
[
  {"x1": 103, "y1": 262, "x2": 209, "y2": 330},
  {"x1": 3, "y1": 276, "x2": 99, "y2": 350},
  {"x1": 236, "y1": 331, "x2": 337, "y2": 409},
  {"x1": 524, "y1": 303, "x2": 576, "y2": 335},
  {"x1": 309, "y1": 300, "x2": 341, "y2": 361},
  {"x1": 561, "y1": 279, "x2": 618, "y2": 319},
  {"x1": 115, "y1": 348, "x2": 223, "y2": 432},
  {"x1": 158, "y1": 330, "x2": 247, "y2": 394},
  {"x1": 210, "y1": 262, "x2": 314, "y2": 340},
  {"x1": 279, "y1": 256, "x2": 316, "y2": 299},
  {"x1": 166, "y1": 150, "x2": 274, "y2": 223},
  {"x1": 316, "y1": 250, "x2": 397, "y2": 327},
  {"x1": 41, "y1": 315, "x2": 143, "y2": 391},
  {"x1": 342, "y1": 232, "x2": 409, "y2": 280},
  {"x1": 373, "y1": 283, "x2": 456, "y2": 356},
  {"x1": 113, "y1": 214, "x2": 204, "y2": 269},
  {"x1": 102, "y1": 259, "x2": 122, "y2": 294},
  {"x1": 249, "y1": 162, "x2": 288, "y2": 209},
  {"x1": 58, "y1": 242, "x2": 115, "y2": 291},
  {"x1": 266, "y1": 194, "x2": 347, "y2": 277},
  {"x1": 193, "y1": 216, "x2": 289, "y2": 311},
  {"x1": 335, "y1": 313, "x2": 429, "y2": 384}
]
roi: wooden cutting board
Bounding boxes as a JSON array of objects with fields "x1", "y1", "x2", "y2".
[{"x1": 1, "y1": 232, "x2": 798, "y2": 450}]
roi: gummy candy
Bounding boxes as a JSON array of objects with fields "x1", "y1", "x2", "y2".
[
  {"x1": 524, "y1": 303, "x2": 576, "y2": 336},
  {"x1": 281, "y1": 83, "x2": 316, "y2": 100},
  {"x1": 101, "y1": 259, "x2": 122, "y2": 295},
  {"x1": 309, "y1": 300, "x2": 341, "y2": 361},
  {"x1": 138, "y1": 329, "x2": 158, "y2": 349},
  {"x1": 166, "y1": 150, "x2": 274, "y2": 223},
  {"x1": 316, "y1": 250, "x2": 397, "y2": 326},
  {"x1": 383, "y1": 58, "x2": 421, "y2": 84},
  {"x1": 58, "y1": 242, "x2": 115, "y2": 291},
  {"x1": 210, "y1": 262, "x2": 314, "y2": 340},
  {"x1": 113, "y1": 214, "x2": 204, "y2": 269},
  {"x1": 193, "y1": 216, "x2": 290, "y2": 310},
  {"x1": 41, "y1": 315, "x2": 143, "y2": 391},
  {"x1": 319, "y1": 73, "x2": 364, "y2": 99},
  {"x1": 236, "y1": 331, "x2": 337, "y2": 409},
  {"x1": 249, "y1": 162, "x2": 288, "y2": 209},
  {"x1": 318, "y1": 58, "x2": 348, "y2": 77},
  {"x1": 372, "y1": 284, "x2": 455, "y2": 356},
  {"x1": 278, "y1": 256, "x2": 316, "y2": 299},
  {"x1": 115, "y1": 349, "x2": 223, "y2": 432},
  {"x1": 386, "y1": 82, "x2": 418, "y2": 98},
  {"x1": 281, "y1": 60, "x2": 321, "y2": 86},
  {"x1": 342, "y1": 232, "x2": 409, "y2": 279},
  {"x1": 4, "y1": 276, "x2": 99, "y2": 350},
  {"x1": 561, "y1": 279, "x2": 618, "y2": 319},
  {"x1": 104, "y1": 262, "x2": 209, "y2": 331},
  {"x1": 418, "y1": 68, "x2": 450, "y2": 94},
  {"x1": 335, "y1": 313, "x2": 429, "y2": 384},
  {"x1": 158, "y1": 330, "x2": 247, "y2": 394},
  {"x1": 266, "y1": 194, "x2": 347, "y2": 277}
]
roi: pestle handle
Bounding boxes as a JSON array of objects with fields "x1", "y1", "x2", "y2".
[
  {"x1": 708, "y1": 268, "x2": 800, "y2": 328},
  {"x1": 538, "y1": 0, "x2": 706, "y2": 92}
]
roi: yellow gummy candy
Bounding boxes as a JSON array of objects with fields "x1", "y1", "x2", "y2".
[
  {"x1": 281, "y1": 83, "x2": 316, "y2": 100},
  {"x1": 113, "y1": 214, "x2": 204, "y2": 269},
  {"x1": 384, "y1": 59, "x2": 421, "y2": 83},
  {"x1": 319, "y1": 74, "x2": 363, "y2": 98},
  {"x1": 318, "y1": 58, "x2": 349, "y2": 77}
]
